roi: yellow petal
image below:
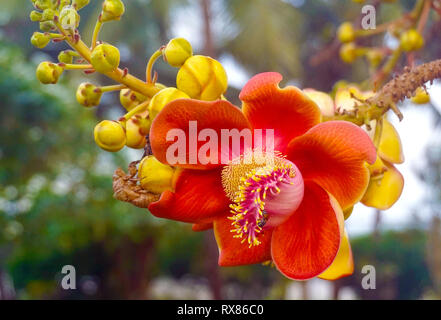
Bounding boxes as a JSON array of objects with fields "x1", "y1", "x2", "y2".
[
  {"x1": 303, "y1": 89, "x2": 335, "y2": 117},
  {"x1": 319, "y1": 229, "x2": 354, "y2": 280},
  {"x1": 361, "y1": 162, "x2": 404, "y2": 210},
  {"x1": 378, "y1": 119, "x2": 404, "y2": 164},
  {"x1": 368, "y1": 155, "x2": 388, "y2": 178},
  {"x1": 335, "y1": 86, "x2": 374, "y2": 112}
]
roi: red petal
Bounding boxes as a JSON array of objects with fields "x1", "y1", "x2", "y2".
[
  {"x1": 214, "y1": 216, "x2": 272, "y2": 266},
  {"x1": 240, "y1": 72, "x2": 321, "y2": 153},
  {"x1": 148, "y1": 168, "x2": 230, "y2": 223},
  {"x1": 287, "y1": 121, "x2": 376, "y2": 210},
  {"x1": 150, "y1": 99, "x2": 251, "y2": 170},
  {"x1": 192, "y1": 222, "x2": 213, "y2": 232},
  {"x1": 271, "y1": 181, "x2": 344, "y2": 280}
]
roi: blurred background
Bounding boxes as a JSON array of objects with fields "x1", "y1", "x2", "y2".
[{"x1": 1, "y1": 0, "x2": 441, "y2": 299}]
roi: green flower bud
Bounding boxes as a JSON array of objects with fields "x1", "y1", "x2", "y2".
[
  {"x1": 30, "y1": 10, "x2": 43, "y2": 22},
  {"x1": 31, "y1": 32, "x2": 51, "y2": 49},
  {"x1": 42, "y1": 8, "x2": 55, "y2": 21},
  {"x1": 164, "y1": 38, "x2": 193, "y2": 67},
  {"x1": 101, "y1": 0, "x2": 125, "y2": 22},
  {"x1": 76, "y1": 82, "x2": 103, "y2": 107},
  {"x1": 39, "y1": 21, "x2": 56, "y2": 32},
  {"x1": 36, "y1": 61, "x2": 64, "y2": 84},
  {"x1": 58, "y1": 50, "x2": 75, "y2": 64},
  {"x1": 60, "y1": 5, "x2": 80, "y2": 31},
  {"x1": 91, "y1": 43, "x2": 120, "y2": 73},
  {"x1": 72, "y1": 0, "x2": 90, "y2": 10}
]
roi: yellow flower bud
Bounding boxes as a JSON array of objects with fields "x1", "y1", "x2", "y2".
[
  {"x1": 138, "y1": 156, "x2": 175, "y2": 194},
  {"x1": 72, "y1": 0, "x2": 90, "y2": 10},
  {"x1": 101, "y1": 0, "x2": 125, "y2": 22},
  {"x1": 94, "y1": 120, "x2": 126, "y2": 152},
  {"x1": 91, "y1": 43, "x2": 120, "y2": 73},
  {"x1": 352, "y1": 0, "x2": 365, "y2": 3},
  {"x1": 33, "y1": 0, "x2": 58, "y2": 10},
  {"x1": 339, "y1": 43, "x2": 358, "y2": 64},
  {"x1": 148, "y1": 87, "x2": 190, "y2": 120},
  {"x1": 366, "y1": 49, "x2": 383, "y2": 68},
  {"x1": 125, "y1": 113, "x2": 150, "y2": 149},
  {"x1": 30, "y1": 11, "x2": 43, "y2": 22},
  {"x1": 59, "y1": 0, "x2": 71, "y2": 9},
  {"x1": 31, "y1": 32, "x2": 51, "y2": 49},
  {"x1": 58, "y1": 50, "x2": 75, "y2": 64},
  {"x1": 36, "y1": 61, "x2": 64, "y2": 84},
  {"x1": 400, "y1": 29, "x2": 424, "y2": 52},
  {"x1": 411, "y1": 87, "x2": 430, "y2": 104},
  {"x1": 176, "y1": 55, "x2": 227, "y2": 101},
  {"x1": 119, "y1": 89, "x2": 149, "y2": 111},
  {"x1": 60, "y1": 5, "x2": 80, "y2": 31},
  {"x1": 337, "y1": 22, "x2": 356, "y2": 43},
  {"x1": 42, "y1": 8, "x2": 55, "y2": 21},
  {"x1": 164, "y1": 38, "x2": 193, "y2": 67},
  {"x1": 76, "y1": 83, "x2": 103, "y2": 107},
  {"x1": 39, "y1": 21, "x2": 56, "y2": 32}
]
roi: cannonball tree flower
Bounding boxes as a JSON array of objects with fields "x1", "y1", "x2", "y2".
[
  {"x1": 147, "y1": 73, "x2": 376, "y2": 280},
  {"x1": 305, "y1": 86, "x2": 404, "y2": 211}
]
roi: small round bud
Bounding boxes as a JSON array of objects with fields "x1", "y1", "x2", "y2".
[
  {"x1": 101, "y1": 0, "x2": 125, "y2": 22},
  {"x1": 76, "y1": 83, "x2": 103, "y2": 107},
  {"x1": 176, "y1": 55, "x2": 228, "y2": 101},
  {"x1": 31, "y1": 32, "x2": 51, "y2": 49},
  {"x1": 41, "y1": 8, "x2": 55, "y2": 21},
  {"x1": 125, "y1": 113, "x2": 150, "y2": 149},
  {"x1": 411, "y1": 87, "x2": 430, "y2": 104},
  {"x1": 119, "y1": 89, "x2": 149, "y2": 111},
  {"x1": 400, "y1": 29, "x2": 424, "y2": 52},
  {"x1": 138, "y1": 156, "x2": 175, "y2": 194},
  {"x1": 59, "y1": 0, "x2": 71, "y2": 9},
  {"x1": 366, "y1": 49, "x2": 383, "y2": 68},
  {"x1": 339, "y1": 43, "x2": 357, "y2": 64},
  {"x1": 33, "y1": 0, "x2": 58, "y2": 10},
  {"x1": 39, "y1": 21, "x2": 56, "y2": 32},
  {"x1": 60, "y1": 5, "x2": 80, "y2": 31},
  {"x1": 148, "y1": 87, "x2": 190, "y2": 120},
  {"x1": 58, "y1": 50, "x2": 75, "y2": 64},
  {"x1": 72, "y1": 0, "x2": 90, "y2": 10},
  {"x1": 36, "y1": 61, "x2": 64, "y2": 84},
  {"x1": 94, "y1": 120, "x2": 126, "y2": 152},
  {"x1": 337, "y1": 22, "x2": 356, "y2": 43},
  {"x1": 30, "y1": 11, "x2": 43, "y2": 22},
  {"x1": 91, "y1": 43, "x2": 120, "y2": 73},
  {"x1": 164, "y1": 38, "x2": 193, "y2": 67}
]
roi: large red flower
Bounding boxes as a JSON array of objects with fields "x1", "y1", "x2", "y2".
[{"x1": 148, "y1": 72, "x2": 376, "y2": 280}]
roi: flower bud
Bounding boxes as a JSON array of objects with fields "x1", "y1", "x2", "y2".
[
  {"x1": 60, "y1": 5, "x2": 80, "y2": 31},
  {"x1": 31, "y1": 32, "x2": 51, "y2": 49},
  {"x1": 91, "y1": 43, "x2": 120, "y2": 73},
  {"x1": 39, "y1": 21, "x2": 56, "y2": 32},
  {"x1": 32, "y1": 0, "x2": 58, "y2": 10},
  {"x1": 76, "y1": 83, "x2": 103, "y2": 107},
  {"x1": 42, "y1": 8, "x2": 55, "y2": 21},
  {"x1": 59, "y1": 0, "x2": 71, "y2": 9},
  {"x1": 366, "y1": 49, "x2": 383, "y2": 68},
  {"x1": 148, "y1": 87, "x2": 190, "y2": 120},
  {"x1": 176, "y1": 55, "x2": 227, "y2": 101},
  {"x1": 36, "y1": 61, "x2": 64, "y2": 84},
  {"x1": 30, "y1": 10, "x2": 43, "y2": 22},
  {"x1": 164, "y1": 38, "x2": 193, "y2": 67},
  {"x1": 72, "y1": 0, "x2": 90, "y2": 10},
  {"x1": 138, "y1": 156, "x2": 175, "y2": 194},
  {"x1": 411, "y1": 87, "x2": 430, "y2": 104},
  {"x1": 58, "y1": 50, "x2": 75, "y2": 64},
  {"x1": 125, "y1": 112, "x2": 150, "y2": 149},
  {"x1": 339, "y1": 43, "x2": 357, "y2": 64},
  {"x1": 400, "y1": 29, "x2": 424, "y2": 52},
  {"x1": 337, "y1": 22, "x2": 356, "y2": 43},
  {"x1": 94, "y1": 120, "x2": 126, "y2": 152},
  {"x1": 119, "y1": 89, "x2": 149, "y2": 111},
  {"x1": 101, "y1": 0, "x2": 125, "y2": 22}
]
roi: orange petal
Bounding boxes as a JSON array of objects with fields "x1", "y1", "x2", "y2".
[
  {"x1": 192, "y1": 222, "x2": 213, "y2": 232},
  {"x1": 287, "y1": 121, "x2": 376, "y2": 210},
  {"x1": 378, "y1": 118, "x2": 404, "y2": 164},
  {"x1": 239, "y1": 72, "x2": 321, "y2": 153},
  {"x1": 214, "y1": 215, "x2": 273, "y2": 266},
  {"x1": 148, "y1": 168, "x2": 230, "y2": 223},
  {"x1": 150, "y1": 99, "x2": 251, "y2": 170},
  {"x1": 303, "y1": 89, "x2": 335, "y2": 117},
  {"x1": 362, "y1": 162, "x2": 404, "y2": 210},
  {"x1": 318, "y1": 229, "x2": 354, "y2": 280},
  {"x1": 271, "y1": 181, "x2": 344, "y2": 280}
]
